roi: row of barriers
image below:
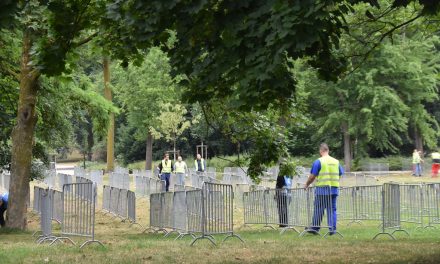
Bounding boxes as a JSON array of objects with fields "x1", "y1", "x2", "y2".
[
  {"x1": 147, "y1": 182, "x2": 243, "y2": 246},
  {"x1": 243, "y1": 182, "x2": 440, "y2": 239},
  {"x1": 102, "y1": 185, "x2": 139, "y2": 226},
  {"x1": 32, "y1": 180, "x2": 103, "y2": 248}
]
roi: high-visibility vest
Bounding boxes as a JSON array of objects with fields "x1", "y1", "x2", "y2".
[
  {"x1": 316, "y1": 156, "x2": 340, "y2": 187},
  {"x1": 413, "y1": 153, "x2": 421, "y2": 164},
  {"x1": 161, "y1": 160, "x2": 172, "y2": 173},
  {"x1": 432, "y1": 152, "x2": 440, "y2": 160},
  {"x1": 194, "y1": 159, "x2": 205, "y2": 171},
  {"x1": 175, "y1": 161, "x2": 186, "y2": 173}
]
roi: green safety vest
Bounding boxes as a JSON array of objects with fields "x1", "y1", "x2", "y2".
[
  {"x1": 316, "y1": 156, "x2": 340, "y2": 187},
  {"x1": 175, "y1": 161, "x2": 186, "y2": 173},
  {"x1": 161, "y1": 160, "x2": 172, "y2": 173},
  {"x1": 432, "y1": 152, "x2": 440, "y2": 160},
  {"x1": 413, "y1": 153, "x2": 421, "y2": 164},
  {"x1": 194, "y1": 159, "x2": 205, "y2": 171}
]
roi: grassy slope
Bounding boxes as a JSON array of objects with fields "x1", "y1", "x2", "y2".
[{"x1": 1, "y1": 174, "x2": 440, "y2": 263}]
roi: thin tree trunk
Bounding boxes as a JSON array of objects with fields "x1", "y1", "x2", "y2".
[
  {"x1": 414, "y1": 127, "x2": 424, "y2": 154},
  {"x1": 342, "y1": 122, "x2": 351, "y2": 173},
  {"x1": 145, "y1": 131, "x2": 153, "y2": 170},
  {"x1": 7, "y1": 30, "x2": 40, "y2": 229},
  {"x1": 173, "y1": 137, "x2": 176, "y2": 162},
  {"x1": 86, "y1": 115, "x2": 94, "y2": 161},
  {"x1": 103, "y1": 57, "x2": 114, "y2": 172}
]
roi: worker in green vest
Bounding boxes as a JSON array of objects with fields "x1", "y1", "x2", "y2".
[
  {"x1": 412, "y1": 149, "x2": 423, "y2": 177},
  {"x1": 157, "y1": 153, "x2": 173, "y2": 192},
  {"x1": 304, "y1": 143, "x2": 344, "y2": 236},
  {"x1": 431, "y1": 150, "x2": 440, "y2": 178},
  {"x1": 174, "y1": 155, "x2": 188, "y2": 185},
  {"x1": 194, "y1": 154, "x2": 205, "y2": 173}
]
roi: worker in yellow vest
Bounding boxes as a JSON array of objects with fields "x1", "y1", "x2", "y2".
[
  {"x1": 157, "y1": 153, "x2": 173, "y2": 192},
  {"x1": 304, "y1": 143, "x2": 343, "y2": 236},
  {"x1": 431, "y1": 151, "x2": 440, "y2": 178},
  {"x1": 412, "y1": 149, "x2": 423, "y2": 177},
  {"x1": 194, "y1": 154, "x2": 205, "y2": 173},
  {"x1": 174, "y1": 155, "x2": 188, "y2": 185}
]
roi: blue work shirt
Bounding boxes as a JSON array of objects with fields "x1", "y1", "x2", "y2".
[
  {"x1": 0, "y1": 192, "x2": 8, "y2": 209},
  {"x1": 310, "y1": 159, "x2": 344, "y2": 195}
]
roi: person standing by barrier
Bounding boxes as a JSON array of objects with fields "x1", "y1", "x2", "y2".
[
  {"x1": 431, "y1": 150, "x2": 440, "y2": 178},
  {"x1": 275, "y1": 163, "x2": 292, "y2": 228},
  {"x1": 157, "y1": 153, "x2": 173, "y2": 192},
  {"x1": 174, "y1": 155, "x2": 188, "y2": 185},
  {"x1": 412, "y1": 149, "x2": 423, "y2": 177},
  {"x1": 0, "y1": 192, "x2": 8, "y2": 227},
  {"x1": 304, "y1": 143, "x2": 343, "y2": 235},
  {"x1": 194, "y1": 154, "x2": 205, "y2": 173}
]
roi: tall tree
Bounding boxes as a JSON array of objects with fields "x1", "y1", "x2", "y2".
[
  {"x1": 103, "y1": 57, "x2": 114, "y2": 171},
  {"x1": 113, "y1": 47, "x2": 178, "y2": 169}
]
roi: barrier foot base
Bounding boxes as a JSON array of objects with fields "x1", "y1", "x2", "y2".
[
  {"x1": 391, "y1": 229, "x2": 410, "y2": 237},
  {"x1": 323, "y1": 231, "x2": 343, "y2": 238},
  {"x1": 263, "y1": 225, "x2": 276, "y2": 230},
  {"x1": 154, "y1": 228, "x2": 168, "y2": 235},
  {"x1": 347, "y1": 220, "x2": 362, "y2": 226},
  {"x1": 299, "y1": 229, "x2": 321, "y2": 237},
  {"x1": 372, "y1": 232, "x2": 396, "y2": 240},
  {"x1": 280, "y1": 227, "x2": 300, "y2": 235},
  {"x1": 129, "y1": 222, "x2": 144, "y2": 229},
  {"x1": 175, "y1": 232, "x2": 195, "y2": 241},
  {"x1": 49, "y1": 236, "x2": 76, "y2": 246},
  {"x1": 36, "y1": 235, "x2": 58, "y2": 244},
  {"x1": 32, "y1": 230, "x2": 42, "y2": 237},
  {"x1": 142, "y1": 227, "x2": 158, "y2": 234},
  {"x1": 80, "y1": 239, "x2": 105, "y2": 249},
  {"x1": 164, "y1": 230, "x2": 178, "y2": 238},
  {"x1": 223, "y1": 233, "x2": 244, "y2": 243},
  {"x1": 190, "y1": 235, "x2": 216, "y2": 246},
  {"x1": 423, "y1": 225, "x2": 437, "y2": 229}
]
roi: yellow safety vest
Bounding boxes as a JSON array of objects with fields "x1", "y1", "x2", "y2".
[
  {"x1": 316, "y1": 156, "x2": 340, "y2": 187},
  {"x1": 413, "y1": 153, "x2": 421, "y2": 164},
  {"x1": 161, "y1": 160, "x2": 172, "y2": 173},
  {"x1": 175, "y1": 161, "x2": 186, "y2": 173},
  {"x1": 194, "y1": 159, "x2": 205, "y2": 171},
  {"x1": 431, "y1": 152, "x2": 440, "y2": 160}
]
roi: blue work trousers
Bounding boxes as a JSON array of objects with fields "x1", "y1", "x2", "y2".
[
  {"x1": 311, "y1": 194, "x2": 337, "y2": 232},
  {"x1": 160, "y1": 173, "x2": 171, "y2": 192}
]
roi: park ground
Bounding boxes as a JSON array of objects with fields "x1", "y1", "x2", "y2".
[{"x1": 1, "y1": 173, "x2": 440, "y2": 263}]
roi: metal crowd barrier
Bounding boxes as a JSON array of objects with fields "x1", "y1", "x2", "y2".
[
  {"x1": 373, "y1": 183, "x2": 409, "y2": 240},
  {"x1": 0, "y1": 171, "x2": 10, "y2": 191},
  {"x1": 109, "y1": 172, "x2": 130, "y2": 190},
  {"x1": 90, "y1": 170, "x2": 103, "y2": 186},
  {"x1": 423, "y1": 183, "x2": 440, "y2": 227},
  {"x1": 135, "y1": 176, "x2": 166, "y2": 197},
  {"x1": 102, "y1": 185, "x2": 141, "y2": 226},
  {"x1": 36, "y1": 188, "x2": 56, "y2": 244},
  {"x1": 52, "y1": 182, "x2": 103, "y2": 248},
  {"x1": 56, "y1": 173, "x2": 73, "y2": 191},
  {"x1": 190, "y1": 182, "x2": 243, "y2": 246}
]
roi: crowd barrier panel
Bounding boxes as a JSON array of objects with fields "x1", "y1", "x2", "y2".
[
  {"x1": 373, "y1": 183, "x2": 409, "y2": 240},
  {"x1": 190, "y1": 182, "x2": 243, "y2": 246},
  {"x1": 53, "y1": 182, "x2": 103, "y2": 248},
  {"x1": 90, "y1": 170, "x2": 103, "y2": 186}
]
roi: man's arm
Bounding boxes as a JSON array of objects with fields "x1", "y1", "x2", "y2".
[{"x1": 304, "y1": 175, "x2": 316, "y2": 189}]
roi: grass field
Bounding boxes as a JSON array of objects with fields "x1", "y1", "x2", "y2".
[{"x1": 1, "y1": 174, "x2": 440, "y2": 263}]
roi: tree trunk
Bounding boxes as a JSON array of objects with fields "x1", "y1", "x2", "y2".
[
  {"x1": 173, "y1": 138, "x2": 176, "y2": 162},
  {"x1": 7, "y1": 30, "x2": 40, "y2": 229},
  {"x1": 414, "y1": 127, "x2": 424, "y2": 154},
  {"x1": 342, "y1": 122, "x2": 351, "y2": 173},
  {"x1": 103, "y1": 57, "x2": 114, "y2": 172},
  {"x1": 145, "y1": 131, "x2": 153, "y2": 170},
  {"x1": 86, "y1": 115, "x2": 94, "y2": 161}
]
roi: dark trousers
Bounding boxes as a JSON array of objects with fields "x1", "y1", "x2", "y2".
[
  {"x1": 311, "y1": 194, "x2": 337, "y2": 232},
  {"x1": 160, "y1": 173, "x2": 171, "y2": 192},
  {"x1": 0, "y1": 206, "x2": 6, "y2": 227},
  {"x1": 276, "y1": 193, "x2": 289, "y2": 227}
]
